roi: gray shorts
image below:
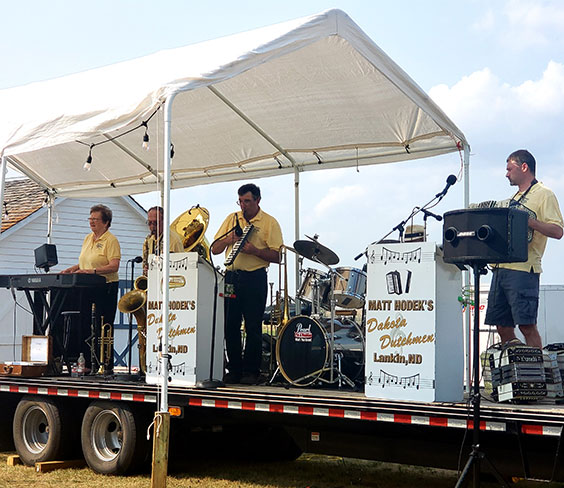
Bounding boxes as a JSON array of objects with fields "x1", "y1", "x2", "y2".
[{"x1": 484, "y1": 268, "x2": 540, "y2": 327}]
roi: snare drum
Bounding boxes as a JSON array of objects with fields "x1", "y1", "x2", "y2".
[
  {"x1": 331, "y1": 267, "x2": 367, "y2": 309},
  {"x1": 297, "y1": 268, "x2": 329, "y2": 309}
]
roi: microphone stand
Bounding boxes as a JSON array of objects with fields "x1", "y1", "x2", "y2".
[
  {"x1": 127, "y1": 259, "x2": 135, "y2": 375},
  {"x1": 354, "y1": 184, "x2": 449, "y2": 261},
  {"x1": 197, "y1": 223, "x2": 240, "y2": 389}
]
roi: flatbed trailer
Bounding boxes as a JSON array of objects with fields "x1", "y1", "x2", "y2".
[{"x1": 1, "y1": 375, "x2": 563, "y2": 481}]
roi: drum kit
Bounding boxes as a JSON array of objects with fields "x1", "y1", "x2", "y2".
[{"x1": 273, "y1": 235, "x2": 366, "y2": 388}]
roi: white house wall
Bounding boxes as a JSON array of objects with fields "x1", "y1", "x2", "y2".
[{"x1": 0, "y1": 195, "x2": 148, "y2": 362}]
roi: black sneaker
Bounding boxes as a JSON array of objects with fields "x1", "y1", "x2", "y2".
[{"x1": 223, "y1": 372, "x2": 241, "y2": 384}]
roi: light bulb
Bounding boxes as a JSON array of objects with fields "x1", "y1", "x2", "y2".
[
  {"x1": 142, "y1": 132, "x2": 150, "y2": 151},
  {"x1": 83, "y1": 154, "x2": 92, "y2": 171}
]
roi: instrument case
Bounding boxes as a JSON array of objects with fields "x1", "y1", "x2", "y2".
[{"x1": 0, "y1": 335, "x2": 51, "y2": 377}]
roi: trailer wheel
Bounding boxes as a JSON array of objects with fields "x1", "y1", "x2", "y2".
[
  {"x1": 81, "y1": 401, "x2": 145, "y2": 474},
  {"x1": 13, "y1": 396, "x2": 65, "y2": 465}
]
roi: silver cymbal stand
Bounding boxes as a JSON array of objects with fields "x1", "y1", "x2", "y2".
[{"x1": 315, "y1": 260, "x2": 354, "y2": 388}]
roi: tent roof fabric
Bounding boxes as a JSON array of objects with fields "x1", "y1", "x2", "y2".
[{"x1": 0, "y1": 9, "x2": 467, "y2": 198}]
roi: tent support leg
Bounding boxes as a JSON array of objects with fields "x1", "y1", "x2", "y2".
[{"x1": 0, "y1": 156, "x2": 7, "y2": 231}]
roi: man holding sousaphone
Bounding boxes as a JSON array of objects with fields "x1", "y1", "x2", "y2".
[{"x1": 142, "y1": 206, "x2": 184, "y2": 274}]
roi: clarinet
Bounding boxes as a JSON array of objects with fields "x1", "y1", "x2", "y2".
[
  {"x1": 224, "y1": 224, "x2": 254, "y2": 266},
  {"x1": 90, "y1": 303, "x2": 97, "y2": 372}
]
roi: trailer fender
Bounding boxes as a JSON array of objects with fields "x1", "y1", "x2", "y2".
[{"x1": 81, "y1": 401, "x2": 148, "y2": 475}]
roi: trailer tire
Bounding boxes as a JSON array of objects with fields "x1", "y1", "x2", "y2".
[
  {"x1": 13, "y1": 396, "x2": 66, "y2": 465},
  {"x1": 81, "y1": 401, "x2": 145, "y2": 475}
]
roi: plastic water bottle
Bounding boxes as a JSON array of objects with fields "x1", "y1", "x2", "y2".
[{"x1": 77, "y1": 353, "x2": 86, "y2": 374}]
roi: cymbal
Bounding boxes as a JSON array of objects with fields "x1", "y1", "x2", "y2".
[{"x1": 293, "y1": 238, "x2": 339, "y2": 266}]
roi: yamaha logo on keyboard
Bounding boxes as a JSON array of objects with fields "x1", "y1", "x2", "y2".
[{"x1": 27, "y1": 277, "x2": 41, "y2": 284}]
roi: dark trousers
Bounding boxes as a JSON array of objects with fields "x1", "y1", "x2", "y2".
[
  {"x1": 224, "y1": 269, "x2": 267, "y2": 376},
  {"x1": 81, "y1": 281, "x2": 119, "y2": 369}
]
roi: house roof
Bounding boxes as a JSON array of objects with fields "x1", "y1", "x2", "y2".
[
  {"x1": 1, "y1": 178, "x2": 148, "y2": 234},
  {"x1": 1, "y1": 178, "x2": 47, "y2": 232}
]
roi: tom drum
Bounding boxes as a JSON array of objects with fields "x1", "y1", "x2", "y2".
[{"x1": 331, "y1": 267, "x2": 367, "y2": 309}]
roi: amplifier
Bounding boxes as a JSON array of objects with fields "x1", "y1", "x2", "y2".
[{"x1": 442, "y1": 207, "x2": 528, "y2": 264}]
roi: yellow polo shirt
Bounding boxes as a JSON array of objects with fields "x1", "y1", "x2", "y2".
[
  {"x1": 78, "y1": 230, "x2": 121, "y2": 283},
  {"x1": 499, "y1": 182, "x2": 563, "y2": 273},
  {"x1": 214, "y1": 209, "x2": 283, "y2": 272}
]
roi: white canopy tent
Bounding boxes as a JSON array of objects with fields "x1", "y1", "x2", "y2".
[{"x1": 0, "y1": 9, "x2": 470, "y2": 413}]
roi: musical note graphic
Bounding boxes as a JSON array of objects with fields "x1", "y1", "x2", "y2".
[
  {"x1": 378, "y1": 370, "x2": 435, "y2": 390},
  {"x1": 171, "y1": 362, "x2": 186, "y2": 375},
  {"x1": 170, "y1": 257, "x2": 188, "y2": 271},
  {"x1": 378, "y1": 370, "x2": 399, "y2": 387},
  {"x1": 380, "y1": 247, "x2": 422, "y2": 266}
]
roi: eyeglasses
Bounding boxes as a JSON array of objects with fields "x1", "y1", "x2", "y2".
[
  {"x1": 146, "y1": 220, "x2": 159, "y2": 226},
  {"x1": 236, "y1": 199, "x2": 255, "y2": 206},
  {"x1": 88, "y1": 217, "x2": 102, "y2": 222}
]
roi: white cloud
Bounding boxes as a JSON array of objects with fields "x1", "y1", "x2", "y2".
[
  {"x1": 502, "y1": 0, "x2": 564, "y2": 46},
  {"x1": 429, "y1": 61, "x2": 564, "y2": 137},
  {"x1": 313, "y1": 185, "x2": 366, "y2": 217},
  {"x1": 472, "y1": 9, "x2": 495, "y2": 32}
]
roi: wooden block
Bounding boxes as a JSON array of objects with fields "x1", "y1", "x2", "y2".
[
  {"x1": 7, "y1": 455, "x2": 22, "y2": 466},
  {"x1": 35, "y1": 459, "x2": 86, "y2": 473}
]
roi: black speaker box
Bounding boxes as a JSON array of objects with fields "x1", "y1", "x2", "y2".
[
  {"x1": 443, "y1": 207, "x2": 528, "y2": 264},
  {"x1": 34, "y1": 243, "x2": 58, "y2": 270}
]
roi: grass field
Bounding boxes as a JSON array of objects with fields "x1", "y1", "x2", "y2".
[{"x1": 1, "y1": 450, "x2": 563, "y2": 488}]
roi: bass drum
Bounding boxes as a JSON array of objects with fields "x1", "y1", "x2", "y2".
[{"x1": 276, "y1": 315, "x2": 364, "y2": 387}]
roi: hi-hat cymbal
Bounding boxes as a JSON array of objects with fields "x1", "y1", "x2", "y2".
[{"x1": 293, "y1": 238, "x2": 339, "y2": 266}]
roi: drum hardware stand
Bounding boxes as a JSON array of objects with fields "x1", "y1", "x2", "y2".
[
  {"x1": 320, "y1": 263, "x2": 355, "y2": 388},
  {"x1": 454, "y1": 262, "x2": 509, "y2": 488}
]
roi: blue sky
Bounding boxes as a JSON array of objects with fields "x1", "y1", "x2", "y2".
[{"x1": 1, "y1": 0, "x2": 563, "y2": 284}]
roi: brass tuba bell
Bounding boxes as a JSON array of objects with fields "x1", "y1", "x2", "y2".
[{"x1": 170, "y1": 205, "x2": 211, "y2": 261}]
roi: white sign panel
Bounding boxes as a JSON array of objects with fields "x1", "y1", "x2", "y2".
[
  {"x1": 365, "y1": 242, "x2": 463, "y2": 402},
  {"x1": 145, "y1": 252, "x2": 223, "y2": 386}
]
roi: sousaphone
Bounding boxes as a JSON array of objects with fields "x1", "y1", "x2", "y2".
[{"x1": 170, "y1": 204, "x2": 211, "y2": 261}]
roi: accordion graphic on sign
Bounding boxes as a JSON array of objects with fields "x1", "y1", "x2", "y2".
[{"x1": 385, "y1": 270, "x2": 412, "y2": 295}]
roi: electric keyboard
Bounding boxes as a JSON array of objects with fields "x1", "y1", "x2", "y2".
[{"x1": 0, "y1": 273, "x2": 106, "y2": 290}]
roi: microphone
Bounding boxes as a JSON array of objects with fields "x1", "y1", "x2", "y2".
[
  {"x1": 436, "y1": 174, "x2": 457, "y2": 198},
  {"x1": 234, "y1": 215, "x2": 243, "y2": 237},
  {"x1": 128, "y1": 256, "x2": 143, "y2": 263},
  {"x1": 418, "y1": 207, "x2": 443, "y2": 221}
]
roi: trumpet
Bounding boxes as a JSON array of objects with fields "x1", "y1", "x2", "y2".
[{"x1": 98, "y1": 318, "x2": 113, "y2": 375}]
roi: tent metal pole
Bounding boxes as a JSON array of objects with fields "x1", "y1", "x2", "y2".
[
  {"x1": 47, "y1": 193, "x2": 54, "y2": 245},
  {"x1": 160, "y1": 93, "x2": 177, "y2": 413},
  {"x1": 463, "y1": 143, "x2": 471, "y2": 393},
  {"x1": 150, "y1": 92, "x2": 177, "y2": 488},
  {"x1": 294, "y1": 168, "x2": 300, "y2": 309},
  {"x1": 0, "y1": 156, "x2": 6, "y2": 231}
]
